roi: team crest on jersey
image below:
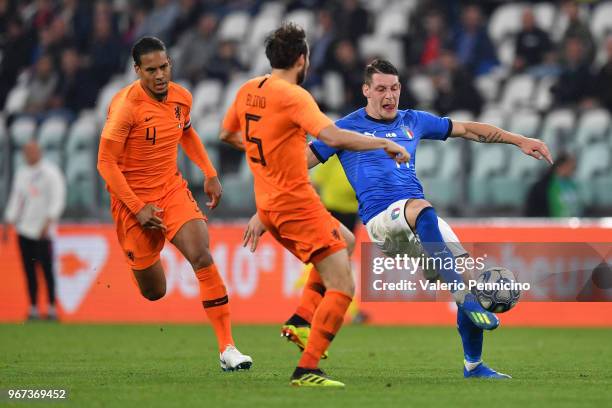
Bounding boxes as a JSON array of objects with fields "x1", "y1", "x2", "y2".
[
  {"x1": 175, "y1": 106, "x2": 181, "y2": 120},
  {"x1": 401, "y1": 125, "x2": 414, "y2": 139},
  {"x1": 391, "y1": 207, "x2": 401, "y2": 220}
]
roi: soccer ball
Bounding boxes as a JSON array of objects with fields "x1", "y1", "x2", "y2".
[{"x1": 474, "y1": 267, "x2": 521, "y2": 313}]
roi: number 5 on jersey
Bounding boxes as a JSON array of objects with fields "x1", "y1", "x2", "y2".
[{"x1": 245, "y1": 113, "x2": 266, "y2": 166}]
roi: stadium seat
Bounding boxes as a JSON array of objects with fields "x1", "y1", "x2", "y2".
[
  {"x1": 249, "y1": 47, "x2": 271, "y2": 76},
  {"x1": 497, "y1": 37, "x2": 516, "y2": 68},
  {"x1": 192, "y1": 79, "x2": 223, "y2": 117},
  {"x1": 533, "y1": 3, "x2": 556, "y2": 32},
  {"x1": 475, "y1": 74, "x2": 501, "y2": 102},
  {"x1": 247, "y1": 12, "x2": 280, "y2": 49},
  {"x1": 469, "y1": 143, "x2": 508, "y2": 206},
  {"x1": 358, "y1": 36, "x2": 404, "y2": 71},
  {"x1": 507, "y1": 110, "x2": 541, "y2": 138},
  {"x1": 361, "y1": 0, "x2": 388, "y2": 14},
  {"x1": 258, "y1": 1, "x2": 285, "y2": 17},
  {"x1": 591, "y1": 2, "x2": 612, "y2": 41},
  {"x1": 222, "y1": 157, "x2": 255, "y2": 211},
  {"x1": 285, "y1": 9, "x2": 315, "y2": 39},
  {"x1": 478, "y1": 107, "x2": 506, "y2": 128},
  {"x1": 490, "y1": 147, "x2": 548, "y2": 207},
  {"x1": 374, "y1": 9, "x2": 409, "y2": 38},
  {"x1": 66, "y1": 115, "x2": 98, "y2": 155},
  {"x1": 388, "y1": 0, "x2": 418, "y2": 14},
  {"x1": 576, "y1": 143, "x2": 611, "y2": 205},
  {"x1": 193, "y1": 113, "x2": 222, "y2": 145},
  {"x1": 65, "y1": 151, "x2": 97, "y2": 212},
  {"x1": 218, "y1": 11, "x2": 250, "y2": 42},
  {"x1": 540, "y1": 109, "x2": 576, "y2": 155},
  {"x1": 220, "y1": 75, "x2": 250, "y2": 116},
  {"x1": 4, "y1": 85, "x2": 29, "y2": 114},
  {"x1": 489, "y1": 3, "x2": 524, "y2": 45},
  {"x1": 38, "y1": 116, "x2": 68, "y2": 168},
  {"x1": 574, "y1": 109, "x2": 610, "y2": 148},
  {"x1": 95, "y1": 79, "x2": 126, "y2": 122},
  {"x1": 533, "y1": 76, "x2": 556, "y2": 112},
  {"x1": 9, "y1": 116, "x2": 37, "y2": 147},
  {"x1": 500, "y1": 74, "x2": 535, "y2": 111},
  {"x1": 418, "y1": 140, "x2": 462, "y2": 208},
  {"x1": 322, "y1": 72, "x2": 345, "y2": 111},
  {"x1": 408, "y1": 75, "x2": 435, "y2": 106}
]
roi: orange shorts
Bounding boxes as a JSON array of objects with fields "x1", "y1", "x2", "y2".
[
  {"x1": 258, "y1": 204, "x2": 347, "y2": 264},
  {"x1": 111, "y1": 180, "x2": 206, "y2": 270}
]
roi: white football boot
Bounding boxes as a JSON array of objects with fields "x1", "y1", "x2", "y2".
[{"x1": 219, "y1": 345, "x2": 253, "y2": 371}]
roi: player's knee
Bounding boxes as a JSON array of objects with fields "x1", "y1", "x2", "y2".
[
  {"x1": 343, "y1": 279, "x2": 356, "y2": 297},
  {"x1": 326, "y1": 269, "x2": 355, "y2": 297},
  {"x1": 189, "y1": 250, "x2": 214, "y2": 270},
  {"x1": 141, "y1": 287, "x2": 166, "y2": 301},
  {"x1": 405, "y1": 199, "x2": 433, "y2": 228}
]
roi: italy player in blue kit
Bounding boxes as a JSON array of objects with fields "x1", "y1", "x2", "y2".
[{"x1": 242, "y1": 59, "x2": 552, "y2": 379}]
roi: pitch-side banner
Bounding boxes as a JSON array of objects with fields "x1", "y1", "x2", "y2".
[{"x1": 1, "y1": 223, "x2": 611, "y2": 326}]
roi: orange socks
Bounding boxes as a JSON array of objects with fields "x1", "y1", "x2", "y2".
[
  {"x1": 196, "y1": 264, "x2": 234, "y2": 352},
  {"x1": 298, "y1": 290, "x2": 352, "y2": 369},
  {"x1": 296, "y1": 266, "x2": 326, "y2": 323}
]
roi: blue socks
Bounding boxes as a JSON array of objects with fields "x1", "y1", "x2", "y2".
[
  {"x1": 415, "y1": 206, "x2": 468, "y2": 303},
  {"x1": 457, "y1": 307, "x2": 484, "y2": 363}
]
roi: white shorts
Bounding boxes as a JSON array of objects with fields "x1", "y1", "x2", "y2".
[{"x1": 366, "y1": 199, "x2": 467, "y2": 278}]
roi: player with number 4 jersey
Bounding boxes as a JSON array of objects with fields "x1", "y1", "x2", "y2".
[{"x1": 97, "y1": 36, "x2": 251, "y2": 371}]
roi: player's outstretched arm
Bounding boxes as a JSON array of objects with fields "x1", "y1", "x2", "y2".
[
  {"x1": 451, "y1": 120, "x2": 553, "y2": 164},
  {"x1": 180, "y1": 127, "x2": 222, "y2": 209},
  {"x1": 318, "y1": 124, "x2": 410, "y2": 163}
]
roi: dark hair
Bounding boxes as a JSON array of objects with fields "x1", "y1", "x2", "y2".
[
  {"x1": 264, "y1": 22, "x2": 308, "y2": 69},
  {"x1": 132, "y1": 36, "x2": 166, "y2": 66},
  {"x1": 364, "y1": 59, "x2": 399, "y2": 84}
]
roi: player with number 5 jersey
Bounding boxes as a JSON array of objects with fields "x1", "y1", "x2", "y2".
[{"x1": 220, "y1": 23, "x2": 409, "y2": 387}]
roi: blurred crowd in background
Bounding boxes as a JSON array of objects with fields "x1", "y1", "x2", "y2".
[
  {"x1": 1, "y1": 0, "x2": 612, "y2": 220},
  {"x1": 2, "y1": 0, "x2": 612, "y2": 117}
]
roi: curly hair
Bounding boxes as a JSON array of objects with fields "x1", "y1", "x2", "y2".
[{"x1": 264, "y1": 22, "x2": 308, "y2": 69}]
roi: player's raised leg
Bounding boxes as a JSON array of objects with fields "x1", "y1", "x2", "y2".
[
  {"x1": 404, "y1": 199, "x2": 499, "y2": 330},
  {"x1": 172, "y1": 218, "x2": 252, "y2": 371}
]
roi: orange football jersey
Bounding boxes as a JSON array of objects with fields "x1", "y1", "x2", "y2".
[
  {"x1": 222, "y1": 75, "x2": 333, "y2": 211},
  {"x1": 101, "y1": 81, "x2": 192, "y2": 201}
]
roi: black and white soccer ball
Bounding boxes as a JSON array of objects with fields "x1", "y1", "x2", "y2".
[{"x1": 474, "y1": 267, "x2": 521, "y2": 313}]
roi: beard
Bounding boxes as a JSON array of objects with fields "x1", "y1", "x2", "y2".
[{"x1": 297, "y1": 65, "x2": 307, "y2": 85}]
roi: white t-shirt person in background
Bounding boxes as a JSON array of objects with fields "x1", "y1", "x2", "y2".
[{"x1": 4, "y1": 141, "x2": 66, "y2": 320}]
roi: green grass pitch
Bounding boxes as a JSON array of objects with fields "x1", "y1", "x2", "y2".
[{"x1": 1, "y1": 324, "x2": 611, "y2": 407}]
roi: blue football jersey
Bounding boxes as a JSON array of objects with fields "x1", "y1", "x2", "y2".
[{"x1": 309, "y1": 108, "x2": 451, "y2": 224}]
